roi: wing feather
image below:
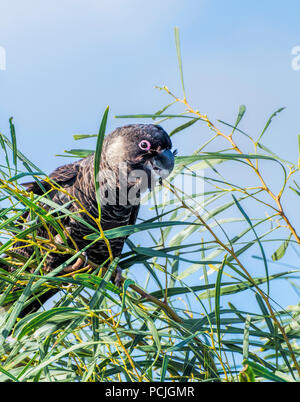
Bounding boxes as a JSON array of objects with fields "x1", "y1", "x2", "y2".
[{"x1": 22, "y1": 162, "x2": 80, "y2": 194}]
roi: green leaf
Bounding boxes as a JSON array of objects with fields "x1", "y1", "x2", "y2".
[
  {"x1": 174, "y1": 27, "x2": 186, "y2": 99},
  {"x1": 272, "y1": 234, "x2": 292, "y2": 261},
  {"x1": 218, "y1": 119, "x2": 253, "y2": 141},
  {"x1": 73, "y1": 273, "x2": 121, "y2": 294},
  {"x1": 73, "y1": 134, "x2": 97, "y2": 140},
  {"x1": 169, "y1": 118, "x2": 200, "y2": 137},
  {"x1": 61, "y1": 149, "x2": 94, "y2": 158},
  {"x1": 196, "y1": 272, "x2": 290, "y2": 300},
  {"x1": 89, "y1": 257, "x2": 118, "y2": 309},
  {"x1": 9, "y1": 117, "x2": 17, "y2": 172},
  {"x1": 18, "y1": 341, "x2": 102, "y2": 381},
  {"x1": 16, "y1": 307, "x2": 87, "y2": 340},
  {"x1": 255, "y1": 294, "x2": 274, "y2": 335},
  {"x1": 117, "y1": 278, "x2": 135, "y2": 326},
  {"x1": 243, "y1": 315, "x2": 251, "y2": 360},
  {"x1": 175, "y1": 152, "x2": 283, "y2": 165},
  {"x1": 153, "y1": 101, "x2": 177, "y2": 119},
  {"x1": 85, "y1": 220, "x2": 198, "y2": 241},
  {"x1": 115, "y1": 113, "x2": 195, "y2": 120},
  {"x1": 256, "y1": 107, "x2": 286, "y2": 144},
  {"x1": 160, "y1": 354, "x2": 169, "y2": 382},
  {"x1": 94, "y1": 106, "x2": 109, "y2": 219},
  {"x1": 242, "y1": 359, "x2": 287, "y2": 382},
  {"x1": 0, "y1": 132, "x2": 44, "y2": 173},
  {"x1": 231, "y1": 105, "x2": 246, "y2": 135},
  {"x1": 0, "y1": 364, "x2": 19, "y2": 382},
  {"x1": 239, "y1": 364, "x2": 256, "y2": 382},
  {"x1": 232, "y1": 194, "x2": 269, "y2": 295},
  {"x1": 7, "y1": 171, "x2": 43, "y2": 183},
  {"x1": 215, "y1": 255, "x2": 227, "y2": 346},
  {"x1": 256, "y1": 142, "x2": 293, "y2": 165}
]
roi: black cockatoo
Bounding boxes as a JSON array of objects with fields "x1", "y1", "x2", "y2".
[{"x1": 6, "y1": 124, "x2": 175, "y2": 314}]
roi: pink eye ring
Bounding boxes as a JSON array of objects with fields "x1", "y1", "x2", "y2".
[{"x1": 138, "y1": 140, "x2": 151, "y2": 151}]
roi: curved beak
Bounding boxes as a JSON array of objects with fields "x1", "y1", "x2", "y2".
[{"x1": 151, "y1": 149, "x2": 175, "y2": 179}]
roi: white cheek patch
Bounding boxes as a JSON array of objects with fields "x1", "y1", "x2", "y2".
[{"x1": 106, "y1": 137, "x2": 125, "y2": 163}]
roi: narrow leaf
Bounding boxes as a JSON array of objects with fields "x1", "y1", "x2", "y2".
[
  {"x1": 169, "y1": 118, "x2": 199, "y2": 137},
  {"x1": 9, "y1": 117, "x2": 17, "y2": 172},
  {"x1": 215, "y1": 255, "x2": 227, "y2": 347},
  {"x1": 174, "y1": 27, "x2": 186, "y2": 99},
  {"x1": 73, "y1": 134, "x2": 97, "y2": 140},
  {"x1": 231, "y1": 105, "x2": 246, "y2": 135},
  {"x1": 232, "y1": 194, "x2": 269, "y2": 295},
  {"x1": 271, "y1": 234, "x2": 292, "y2": 261},
  {"x1": 256, "y1": 107, "x2": 286, "y2": 144},
  {"x1": 94, "y1": 106, "x2": 109, "y2": 219}
]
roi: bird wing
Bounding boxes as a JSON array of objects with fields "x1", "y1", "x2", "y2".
[{"x1": 22, "y1": 162, "x2": 80, "y2": 194}]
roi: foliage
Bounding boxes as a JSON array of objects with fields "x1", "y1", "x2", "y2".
[{"x1": 0, "y1": 28, "x2": 299, "y2": 382}]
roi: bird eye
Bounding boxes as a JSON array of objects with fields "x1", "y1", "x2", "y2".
[{"x1": 138, "y1": 140, "x2": 151, "y2": 151}]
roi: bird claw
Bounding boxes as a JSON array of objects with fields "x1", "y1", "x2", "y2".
[
  {"x1": 61, "y1": 252, "x2": 90, "y2": 273},
  {"x1": 71, "y1": 251, "x2": 89, "y2": 270},
  {"x1": 82, "y1": 251, "x2": 89, "y2": 266}
]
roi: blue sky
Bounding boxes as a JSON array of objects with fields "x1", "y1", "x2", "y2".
[
  {"x1": 1, "y1": 0, "x2": 300, "y2": 165},
  {"x1": 0, "y1": 1, "x2": 300, "y2": 310}
]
